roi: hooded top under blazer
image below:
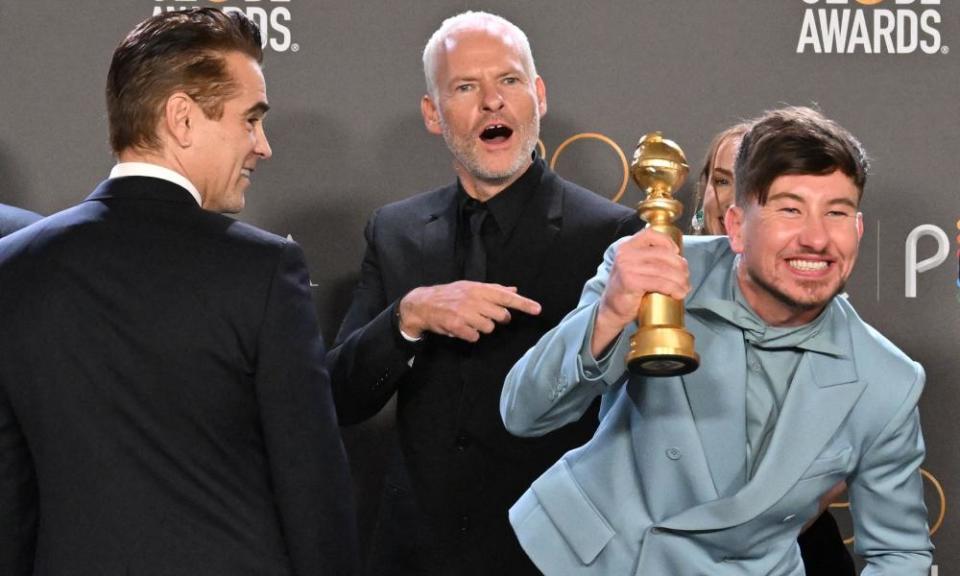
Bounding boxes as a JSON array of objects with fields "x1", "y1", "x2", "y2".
[{"x1": 501, "y1": 235, "x2": 932, "y2": 576}]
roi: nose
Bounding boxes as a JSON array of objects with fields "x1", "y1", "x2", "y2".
[
  {"x1": 254, "y1": 122, "x2": 272, "y2": 160},
  {"x1": 480, "y1": 81, "x2": 505, "y2": 112},
  {"x1": 797, "y1": 213, "x2": 829, "y2": 251}
]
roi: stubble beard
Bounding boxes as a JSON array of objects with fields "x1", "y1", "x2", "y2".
[
  {"x1": 440, "y1": 112, "x2": 540, "y2": 186},
  {"x1": 745, "y1": 265, "x2": 846, "y2": 320}
]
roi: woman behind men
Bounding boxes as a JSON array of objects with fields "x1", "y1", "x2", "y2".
[
  {"x1": 689, "y1": 122, "x2": 857, "y2": 575},
  {"x1": 690, "y1": 123, "x2": 750, "y2": 235}
]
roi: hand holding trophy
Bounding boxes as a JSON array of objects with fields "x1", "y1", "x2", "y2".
[{"x1": 626, "y1": 133, "x2": 700, "y2": 376}]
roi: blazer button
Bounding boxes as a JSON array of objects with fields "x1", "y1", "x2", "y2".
[
  {"x1": 459, "y1": 514, "x2": 470, "y2": 533},
  {"x1": 665, "y1": 447, "x2": 682, "y2": 460},
  {"x1": 455, "y1": 433, "x2": 471, "y2": 451}
]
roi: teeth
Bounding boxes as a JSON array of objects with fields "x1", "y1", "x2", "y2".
[{"x1": 788, "y1": 259, "x2": 828, "y2": 271}]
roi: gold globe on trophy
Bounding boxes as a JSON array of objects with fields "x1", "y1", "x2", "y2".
[{"x1": 626, "y1": 132, "x2": 700, "y2": 376}]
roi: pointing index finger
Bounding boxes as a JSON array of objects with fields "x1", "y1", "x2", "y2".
[{"x1": 491, "y1": 287, "x2": 541, "y2": 316}]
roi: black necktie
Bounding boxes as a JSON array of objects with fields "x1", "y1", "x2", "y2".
[{"x1": 462, "y1": 200, "x2": 489, "y2": 282}]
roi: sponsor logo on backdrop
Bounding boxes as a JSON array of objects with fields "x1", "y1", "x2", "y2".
[
  {"x1": 797, "y1": 0, "x2": 947, "y2": 54},
  {"x1": 150, "y1": 0, "x2": 297, "y2": 53},
  {"x1": 904, "y1": 220, "x2": 956, "y2": 298}
]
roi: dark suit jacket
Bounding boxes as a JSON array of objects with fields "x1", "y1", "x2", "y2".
[
  {"x1": 0, "y1": 203, "x2": 41, "y2": 238},
  {"x1": 328, "y1": 164, "x2": 641, "y2": 575},
  {"x1": 0, "y1": 177, "x2": 357, "y2": 576}
]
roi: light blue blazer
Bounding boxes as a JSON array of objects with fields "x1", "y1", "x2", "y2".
[{"x1": 501, "y1": 236, "x2": 932, "y2": 575}]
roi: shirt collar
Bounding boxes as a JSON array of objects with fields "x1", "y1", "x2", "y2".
[
  {"x1": 109, "y1": 162, "x2": 202, "y2": 207},
  {"x1": 690, "y1": 256, "x2": 846, "y2": 357},
  {"x1": 456, "y1": 153, "x2": 544, "y2": 240}
]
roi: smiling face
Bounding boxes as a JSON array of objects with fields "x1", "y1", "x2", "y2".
[
  {"x1": 421, "y1": 25, "x2": 546, "y2": 199},
  {"x1": 185, "y1": 51, "x2": 272, "y2": 213},
  {"x1": 726, "y1": 170, "x2": 864, "y2": 326},
  {"x1": 702, "y1": 134, "x2": 740, "y2": 235}
]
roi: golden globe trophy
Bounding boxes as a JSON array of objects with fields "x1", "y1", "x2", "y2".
[{"x1": 626, "y1": 132, "x2": 700, "y2": 376}]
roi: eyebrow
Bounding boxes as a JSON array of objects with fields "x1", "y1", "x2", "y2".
[
  {"x1": 245, "y1": 102, "x2": 270, "y2": 116},
  {"x1": 449, "y1": 66, "x2": 527, "y2": 84},
  {"x1": 767, "y1": 190, "x2": 859, "y2": 209},
  {"x1": 713, "y1": 166, "x2": 733, "y2": 177}
]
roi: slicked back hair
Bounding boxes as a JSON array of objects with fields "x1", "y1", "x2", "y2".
[{"x1": 106, "y1": 7, "x2": 262, "y2": 154}]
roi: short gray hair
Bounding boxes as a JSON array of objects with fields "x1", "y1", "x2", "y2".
[{"x1": 422, "y1": 11, "x2": 537, "y2": 101}]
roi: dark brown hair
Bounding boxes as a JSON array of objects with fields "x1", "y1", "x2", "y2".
[
  {"x1": 735, "y1": 106, "x2": 868, "y2": 206},
  {"x1": 106, "y1": 8, "x2": 263, "y2": 153}
]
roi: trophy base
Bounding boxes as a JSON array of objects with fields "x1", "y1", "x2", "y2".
[{"x1": 627, "y1": 326, "x2": 700, "y2": 377}]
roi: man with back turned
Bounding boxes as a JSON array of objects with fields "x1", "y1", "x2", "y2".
[
  {"x1": 0, "y1": 203, "x2": 41, "y2": 238},
  {"x1": 0, "y1": 9, "x2": 356, "y2": 575}
]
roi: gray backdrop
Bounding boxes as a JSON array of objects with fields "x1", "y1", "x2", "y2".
[{"x1": 2, "y1": 1, "x2": 957, "y2": 572}]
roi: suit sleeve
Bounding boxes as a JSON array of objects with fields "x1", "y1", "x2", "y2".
[
  {"x1": 326, "y1": 210, "x2": 419, "y2": 426},
  {"x1": 0, "y1": 387, "x2": 36, "y2": 576},
  {"x1": 501, "y1": 238, "x2": 632, "y2": 437},
  {"x1": 849, "y1": 362, "x2": 932, "y2": 575},
  {"x1": 255, "y1": 240, "x2": 359, "y2": 576},
  {"x1": 615, "y1": 209, "x2": 644, "y2": 239}
]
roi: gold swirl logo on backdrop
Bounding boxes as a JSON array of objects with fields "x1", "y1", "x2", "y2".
[{"x1": 537, "y1": 133, "x2": 630, "y2": 203}]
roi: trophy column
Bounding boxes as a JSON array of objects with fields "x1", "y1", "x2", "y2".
[{"x1": 626, "y1": 133, "x2": 700, "y2": 376}]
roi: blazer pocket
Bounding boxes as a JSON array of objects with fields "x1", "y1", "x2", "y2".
[
  {"x1": 531, "y1": 459, "x2": 615, "y2": 565},
  {"x1": 799, "y1": 445, "x2": 852, "y2": 480}
]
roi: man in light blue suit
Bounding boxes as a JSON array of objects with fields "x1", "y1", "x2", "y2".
[{"x1": 501, "y1": 107, "x2": 932, "y2": 575}]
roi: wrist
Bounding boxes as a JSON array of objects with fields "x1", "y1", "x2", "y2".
[
  {"x1": 398, "y1": 291, "x2": 425, "y2": 339},
  {"x1": 592, "y1": 302, "x2": 629, "y2": 358}
]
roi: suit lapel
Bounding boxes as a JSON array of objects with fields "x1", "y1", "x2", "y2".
[
  {"x1": 661, "y1": 302, "x2": 863, "y2": 531},
  {"x1": 681, "y1": 249, "x2": 747, "y2": 498},
  {"x1": 681, "y1": 316, "x2": 747, "y2": 499},
  {"x1": 497, "y1": 171, "x2": 562, "y2": 296},
  {"x1": 420, "y1": 185, "x2": 460, "y2": 287}
]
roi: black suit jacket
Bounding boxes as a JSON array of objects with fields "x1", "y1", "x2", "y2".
[
  {"x1": 328, "y1": 164, "x2": 641, "y2": 575},
  {"x1": 0, "y1": 203, "x2": 41, "y2": 238},
  {"x1": 0, "y1": 177, "x2": 357, "y2": 576}
]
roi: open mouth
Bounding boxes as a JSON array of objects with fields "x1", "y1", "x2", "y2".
[
  {"x1": 480, "y1": 124, "x2": 513, "y2": 144},
  {"x1": 241, "y1": 168, "x2": 254, "y2": 178}
]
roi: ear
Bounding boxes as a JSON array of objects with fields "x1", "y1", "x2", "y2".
[
  {"x1": 856, "y1": 211, "x2": 864, "y2": 241},
  {"x1": 725, "y1": 205, "x2": 746, "y2": 253},
  {"x1": 164, "y1": 92, "x2": 194, "y2": 148},
  {"x1": 535, "y1": 76, "x2": 547, "y2": 117},
  {"x1": 421, "y1": 94, "x2": 442, "y2": 135}
]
